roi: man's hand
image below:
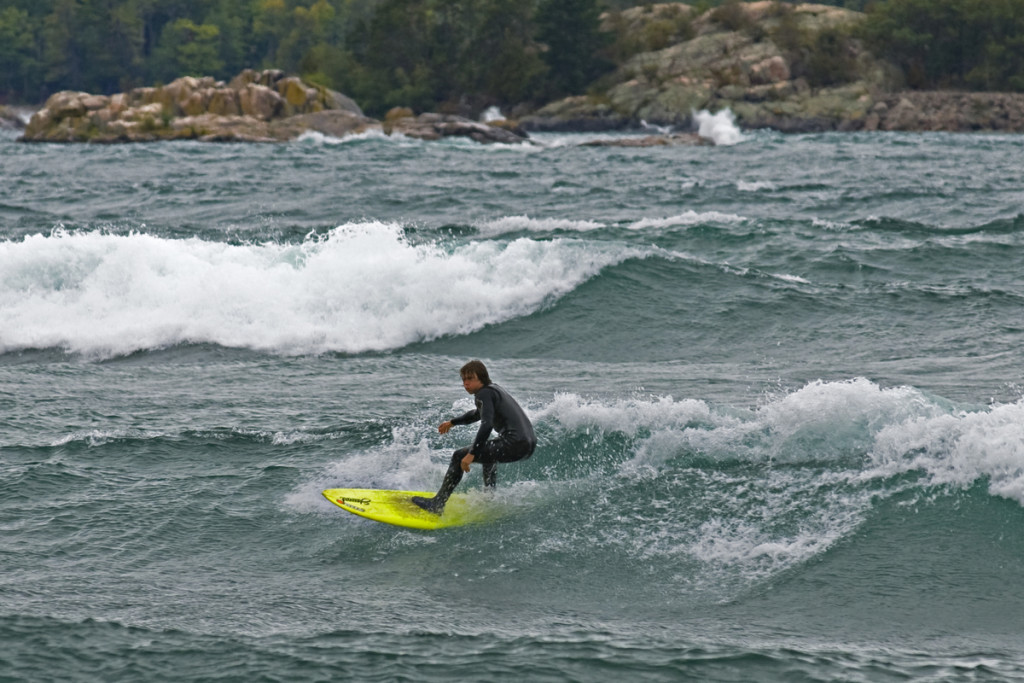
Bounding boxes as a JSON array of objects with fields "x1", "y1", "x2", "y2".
[
  {"x1": 461, "y1": 452, "x2": 475, "y2": 472},
  {"x1": 438, "y1": 421, "x2": 453, "y2": 434}
]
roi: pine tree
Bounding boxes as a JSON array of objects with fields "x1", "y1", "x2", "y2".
[{"x1": 534, "y1": 0, "x2": 611, "y2": 98}]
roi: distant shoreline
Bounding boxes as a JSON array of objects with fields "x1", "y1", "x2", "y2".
[{"x1": 13, "y1": 88, "x2": 1024, "y2": 140}]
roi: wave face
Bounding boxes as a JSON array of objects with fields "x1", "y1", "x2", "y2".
[{"x1": 2, "y1": 129, "x2": 1024, "y2": 681}]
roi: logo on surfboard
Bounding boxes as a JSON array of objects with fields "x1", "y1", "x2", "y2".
[{"x1": 339, "y1": 496, "x2": 371, "y2": 511}]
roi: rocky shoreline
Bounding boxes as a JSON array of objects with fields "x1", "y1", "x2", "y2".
[
  {"x1": 19, "y1": 69, "x2": 532, "y2": 145},
  {"x1": 17, "y1": 2, "x2": 1024, "y2": 144},
  {"x1": 519, "y1": 3, "x2": 1024, "y2": 135},
  {"x1": 21, "y1": 75, "x2": 1024, "y2": 147},
  {"x1": 516, "y1": 88, "x2": 1024, "y2": 135}
]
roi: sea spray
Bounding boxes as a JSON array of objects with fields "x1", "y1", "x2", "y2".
[
  {"x1": 627, "y1": 211, "x2": 746, "y2": 231},
  {"x1": 480, "y1": 106, "x2": 505, "y2": 122},
  {"x1": 0, "y1": 224, "x2": 647, "y2": 358},
  {"x1": 869, "y1": 399, "x2": 1024, "y2": 504},
  {"x1": 476, "y1": 215, "x2": 604, "y2": 237},
  {"x1": 694, "y1": 108, "x2": 746, "y2": 146},
  {"x1": 472, "y1": 212, "x2": 749, "y2": 238}
]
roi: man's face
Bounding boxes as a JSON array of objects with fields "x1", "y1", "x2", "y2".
[{"x1": 462, "y1": 373, "x2": 484, "y2": 394}]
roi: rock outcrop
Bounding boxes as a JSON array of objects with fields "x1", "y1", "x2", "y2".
[
  {"x1": 523, "y1": 2, "x2": 880, "y2": 132},
  {"x1": 521, "y1": 1, "x2": 1024, "y2": 134},
  {"x1": 21, "y1": 69, "x2": 532, "y2": 145},
  {"x1": 579, "y1": 132, "x2": 709, "y2": 147},
  {"x1": 383, "y1": 110, "x2": 533, "y2": 145},
  {"x1": 22, "y1": 70, "x2": 372, "y2": 142},
  {"x1": 864, "y1": 91, "x2": 1024, "y2": 132}
]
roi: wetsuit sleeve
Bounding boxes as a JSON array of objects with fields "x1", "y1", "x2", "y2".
[{"x1": 450, "y1": 407, "x2": 479, "y2": 426}]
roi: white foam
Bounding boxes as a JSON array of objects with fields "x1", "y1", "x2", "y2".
[
  {"x1": 539, "y1": 392, "x2": 713, "y2": 436},
  {"x1": 533, "y1": 380, "x2": 1012, "y2": 579},
  {"x1": 690, "y1": 514, "x2": 835, "y2": 565},
  {"x1": 295, "y1": 129, "x2": 392, "y2": 145},
  {"x1": 480, "y1": 106, "x2": 505, "y2": 122},
  {"x1": 476, "y1": 215, "x2": 604, "y2": 237},
  {"x1": 51, "y1": 427, "x2": 162, "y2": 447},
  {"x1": 285, "y1": 425, "x2": 440, "y2": 515},
  {"x1": 544, "y1": 380, "x2": 1024, "y2": 508},
  {"x1": 751, "y1": 378, "x2": 943, "y2": 462},
  {"x1": 627, "y1": 211, "x2": 745, "y2": 231},
  {"x1": 812, "y1": 217, "x2": 853, "y2": 232},
  {"x1": 771, "y1": 273, "x2": 810, "y2": 284},
  {"x1": 693, "y1": 108, "x2": 746, "y2": 146},
  {"x1": 737, "y1": 180, "x2": 776, "y2": 192},
  {"x1": 0, "y1": 224, "x2": 643, "y2": 358},
  {"x1": 683, "y1": 474, "x2": 874, "y2": 576},
  {"x1": 869, "y1": 399, "x2": 1024, "y2": 504},
  {"x1": 540, "y1": 379, "x2": 1012, "y2": 482}
]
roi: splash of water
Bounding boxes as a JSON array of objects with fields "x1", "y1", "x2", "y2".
[{"x1": 693, "y1": 108, "x2": 746, "y2": 146}]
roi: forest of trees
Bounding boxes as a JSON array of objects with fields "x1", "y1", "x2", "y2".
[{"x1": 2, "y1": 0, "x2": 1023, "y2": 114}]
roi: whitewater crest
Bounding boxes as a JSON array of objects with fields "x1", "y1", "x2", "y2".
[
  {"x1": 517, "y1": 380, "x2": 1024, "y2": 585},
  {"x1": 0, "y1": 223, "x2": 643, "y2": 358},
  {"x1": 540, "y1": 379, "x2": 1024, "y2": 506}
]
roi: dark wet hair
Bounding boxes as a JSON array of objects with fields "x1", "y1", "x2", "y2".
[{"x1": 460, "y1": 360, "x2": 491, "y2": 385}]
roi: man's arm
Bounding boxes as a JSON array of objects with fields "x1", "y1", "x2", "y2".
[{"x1": 439, "y1": 405, "x2": 479, "y2": 434}]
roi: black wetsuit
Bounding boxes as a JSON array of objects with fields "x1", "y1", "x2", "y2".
[{"x1": 431, "y1": 383, "x2": 536, "y2": 505}]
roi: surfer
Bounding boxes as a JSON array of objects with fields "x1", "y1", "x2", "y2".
[{"x1": 413, "y1": 360, "x2": 536, "y2": 514}]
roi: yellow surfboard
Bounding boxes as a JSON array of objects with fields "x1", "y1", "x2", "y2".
[{"x1": 322, "y1": 488, "x2": 492, "y2": 530}]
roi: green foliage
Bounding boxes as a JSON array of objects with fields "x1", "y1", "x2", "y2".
[
  {"x1": 465, "y1": 0, "x2": 546, "y2": 103},
  {"x1": 861, "y1": 0, "x2": 1024, "y2": 91},
  {"x1": 0, "y1": 7, "x2": 42, "y2": 99},
  {"x1": 202, "y1": 0, "x2": 254, "y2": 77},
  {"x1": 153, "y1": 19, "x2": 225, "y2": 80},
  {"x1": 770, "y1": 4, "x2": 860, "y2": 88},
  {"x1": 535, "y1": 0, "x2": 613, "y2": 98},
  {"x1": 604, "y1": 5, "x2": 694, "y2": 63},
  {"x1": 337, "y1": 0, "x2": 549, "y2": 115},
  {"x1": 803, "y1": 27, "x2": 860, "y2": 87},
  {"x1": 4, "y1": 0, "x2": 1024, "y2": 109}
]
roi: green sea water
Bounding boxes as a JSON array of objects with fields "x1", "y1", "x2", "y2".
[{"x1": 1, "y1": 125, "x2": 1023, "y2": 681}]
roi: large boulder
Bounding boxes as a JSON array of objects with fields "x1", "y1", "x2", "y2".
[
  {"x1": 207, "y1": 88, "x2": 241, "y2": 116},
  {"x1": 20, "y1": 69, "x2": 372, "y2": 143},
  {"x1": 270, "y1": 110, "x2": 382, "y2": 140},
  {"x1": 171, "y1": 114, "x2": 275, "y2": 142},
  {"x1": 276, "y1": 76, "x2": 318, "y2": 114},
  {"x1": 320, "y1": 89, "x2": 362, "y2": 116},
  {"x1": 388, "y1": 112, "x2": 532, "y2": 144},
  {"x1": 580, "y1": 132, "x2": 709, "y2": 147},
  {"x1": 239, "y1": 84, "x2": 284, "y2": 120}
]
